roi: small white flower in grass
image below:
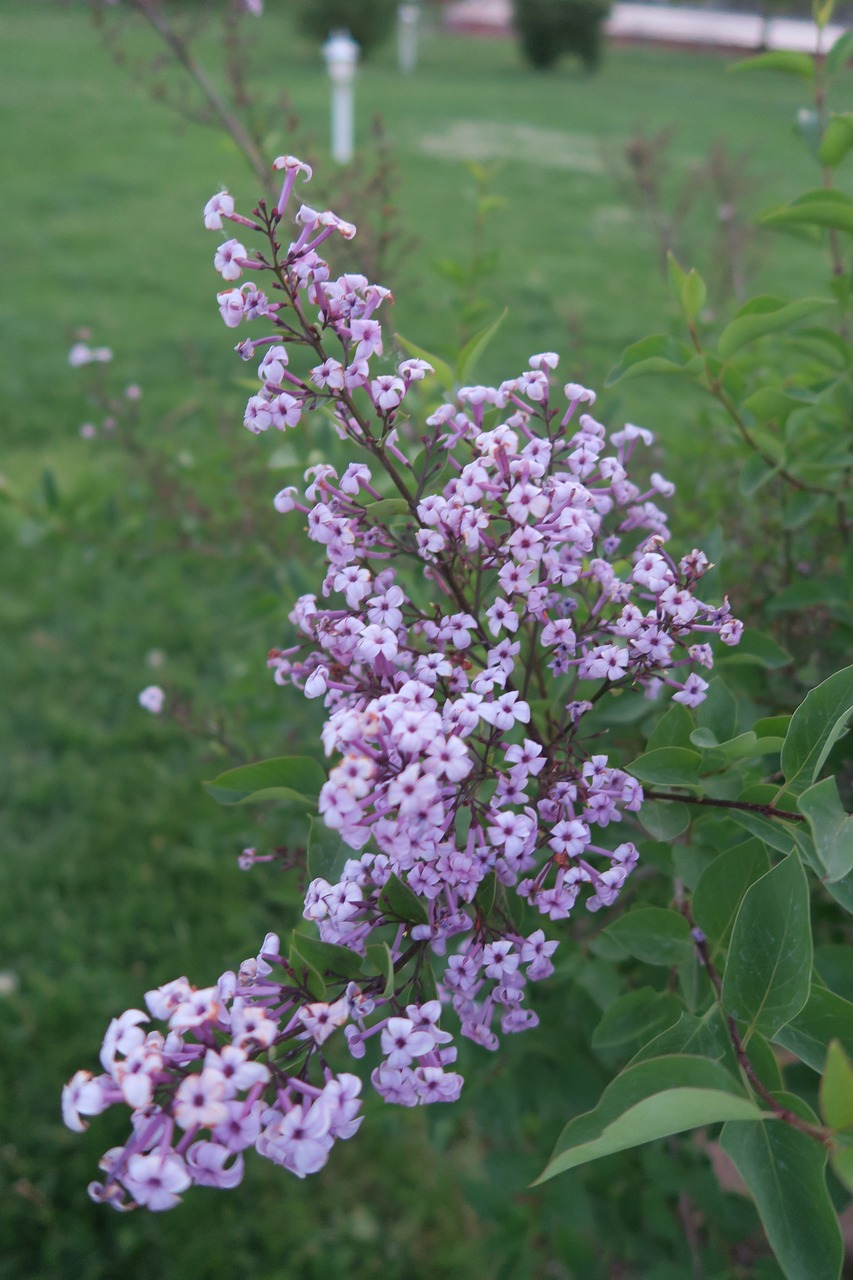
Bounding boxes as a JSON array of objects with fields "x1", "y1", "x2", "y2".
[
  {"x1": 69, "y1": 343, "x2": 113, "y2": 367},
  {"x1": 138, "y1": 685, "x2": 165, "y2": 714},
  {"x1": 68, "y1": 343, "x2": 92, "y2": 367}
]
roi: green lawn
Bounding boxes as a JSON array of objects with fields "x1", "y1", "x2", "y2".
[{"x1": 1, "y1": 4, "x2": 844, "y2": 1277}]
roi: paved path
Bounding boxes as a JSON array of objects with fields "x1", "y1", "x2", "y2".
[{"x1": 444, "y1": 0, "x2": 845, "y2": 53}]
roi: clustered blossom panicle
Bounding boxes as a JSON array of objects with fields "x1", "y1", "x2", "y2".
[
  {"x1": 63, "y1": 937, "x2": 365, "y2": 1210},
  {"x1": 66, "y1": 158, "x2": 742, "y2": 1209}
]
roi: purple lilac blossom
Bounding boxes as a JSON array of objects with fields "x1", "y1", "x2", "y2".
[{"x1": 65, "y1": 157, "x2": 743, "y2": 1210}]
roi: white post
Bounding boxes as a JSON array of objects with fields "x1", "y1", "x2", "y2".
[
  {"x1": 322, "y1": 30, "x2": 360, "y2": 165},
  {"x1": 397, "y1": 3, "x2": 420, "y2": 74}
]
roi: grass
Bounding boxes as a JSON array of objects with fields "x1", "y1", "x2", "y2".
[{"x1": 2, "y1": 3, "x2": 846, "y2": 1276}]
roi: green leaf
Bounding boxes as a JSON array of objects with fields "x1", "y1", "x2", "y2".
[
  {"x1": 721, "y1": 1098, "x2": 842, "y2": 1280},
  {"x1": 795, "y1": 109, "x2": 825, "y2": 163},
  {"x1": 647, "y1": 700, "x2": 695, "y2": 751},
  {"x1": 717, "y1": 296, "x2": 835, "y2": 361},
  {"x1": 666, "y1": 250, "x2": 688, "y2": 300},
  {"x1": 774, "y1": 983, "x2": 853, "y2": 1072},
  {"x1": 791, "y1": 323, "x2": 851, "y2": 365},
  {"x1": 409, "y1": 442, "x2": 450, "y2": 498},
  {"x1": 605, "y1": 334, "x2": 698, "y2": 386},
  {"x1": 693, "y1": 840, "x2": 771, "y2": 959},
  {"x1": 365, "y1": 941, "x2": 396, "y2": 999},
  {"x1": 288, "y1": 931, "x2": 364, "y2": 982},
  {"x1": 827, "y1": 28, "x2": 853, "y2": 76},
  {"x1": 696, "y1": 676, "x2": 738, "y2": 744},
  {"x1": 414, "y1": 959, "x2": 437, "y2": 1005},
  {"x1": 377, "y1": 872, "x2": 428, "y2": 925},
  {"x1": 781, "y1": 491, "x2": 824, "y2": 531},
  {"x1": 813, "y1": 0, "x2": 836, "y2": 30},
  {"x1": 637, "y1": 838, "x2": 675, "y2": 874},
  {"x1": 798, "y1": 776, "x2": 853, "y2": 882},
  {"x1": 629, "y1": 1007, "x2": 737, "y2": 1073},
  {"x1": 829, "y1": 1145, "x2": 853, "y2": 1195},
  {"x1": 627, "y1": 747, "x2": 701, "y2": 787},
  {"x1": 204, "y1": 756, "x2": 325, "y2": 805},
  {"x1": 781, "y1": 663, "x2": 853, "y2": 794},
  {"x1": 755, "y1": 715, "x2": 792, "y2": 739},
  {"x1": 766, "y1": 576, "x2": 848, "y2": 617},
  {"x1": 729, "y1": 50, "x2": 815, "y2": 80},
  {"x1": 739, "y1": 452, "x2": 780, "y2": 496},
  {"x1": 307, "y1": 818, "x2": 350, "y2": 883},
  {"x1": 712, "y1": 629, "x2": 788, "y2": 670},
  {"x1": 819, "y1": 113, "x2": 853, "y2": 167},
  {"x1": 536, "y1": 1055, "x2": 766, "y2": 1182},
  {"x1": 667, "y1": 253, "x2": 706, "y2": 323},
  {"x1": 821, "y1": 1040, "x2": 853, "y2": 1130},
  {"x1": 575, "y1": 955, "x2": 622, "y2": 1008},
  {"x1": 592, "y1": 987, "x2": 682, "y2": 1050},
  {"x1": 748, "y1": 1031, "x2": 783, "y2": 1092},
  {"x1": 693, "y1": 730, "x2": 786, "y2": 765},
  {"x1": 728, "y1": 809, "x2": 810, "y2": 860},
  {"x1": 721, "y1": 855, "x2": 812, "y2": 1041},
  {"x1": 474, "y1": 870, "x2": 498, "y2": 916},
  {"x1": 683, "y1": 268, "x2": 707, "y2": 322},
  {"x1": 455, "y1": 308, "x2": 508, "y2": 385},
  {"x1": 42, "y1": 467, "x2": 60, "y2": 511},
  {"x1": 816, "y1": 944, "x2": 853, "y2": 1000},
  {"x1": 288, "y1": 934, "x2": 327, "y2": 1000},
  {"x1": 394, "y1": 332, "x2": 455, "y2": 394},
  {"x1": 760, "y1": 190, "x2": 853, "y2": 236},
  {"x1": 362, "y1": 498, "x2": 411, "y2": 526},
  {"x1": 603, "y1": 907, "x2": 695, "y2": 967},
  {"x1": 638, "y1": 799, "x2": 691, "y2": 841},
  {"x1": 742, "y1": 385, "x2": 816, "y2": 424}
]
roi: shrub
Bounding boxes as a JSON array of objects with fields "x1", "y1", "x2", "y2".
[
  {"x1": 296, "y1": 0, "x2": 397, "y2": 56},
  {"x1": 513, "y1": 0, "x2": 611, "y2": 71}
]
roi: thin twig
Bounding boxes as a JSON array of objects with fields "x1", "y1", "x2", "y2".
[
  {"x1": 645, "y1": 789, "x2": 804, "y2": 823},
  {"x1": 681, "y1": 901, "x2": 831, "y2": 1146},
  {"x1": 133, "y1": 0, "x2": 269, "y2": 188}
]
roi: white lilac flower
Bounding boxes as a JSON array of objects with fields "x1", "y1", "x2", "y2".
[{"x1": 138, "y1": 685, "x2": 165, "y2": 714}]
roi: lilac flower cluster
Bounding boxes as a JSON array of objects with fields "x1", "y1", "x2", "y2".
[
  {"x1": 64, "y1": 935, "x2": 367, "y2": 1209},
  {"x1": 65, "y1": 156, "x2": 742, "y2": 1208}
]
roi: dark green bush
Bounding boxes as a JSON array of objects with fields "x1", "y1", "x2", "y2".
[
  {"x1": 513, "y1": 0, "x2": 610, "y2": 71},
  {"x1": 296, "y1": 0, "x2": 397, "y2": 56}
]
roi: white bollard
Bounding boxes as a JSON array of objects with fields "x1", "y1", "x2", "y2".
[
  {"x1": 397, "y1": 3, "x2": 420, "y2": 74},
  {"x1": 322, "y1": 29, "x2": 360, "y2": 165}
]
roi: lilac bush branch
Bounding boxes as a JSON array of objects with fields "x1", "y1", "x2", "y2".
[{"x1": 64, "y1": 157, "x2": 745, "y2": 1212}]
